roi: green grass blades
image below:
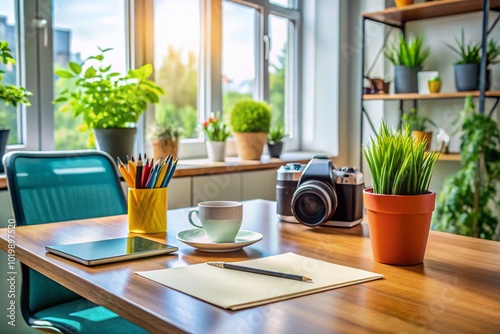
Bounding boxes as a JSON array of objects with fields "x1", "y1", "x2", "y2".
[{"x1": 363, "y1": 122, "x2": 440, "y2": 195}]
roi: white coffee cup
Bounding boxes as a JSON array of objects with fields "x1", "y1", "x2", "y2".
[{"x1": 188, "y1": 201, "x2": 243, "y2": 243}]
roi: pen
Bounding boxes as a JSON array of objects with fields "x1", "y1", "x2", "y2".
[{"x1": 207, "y1": 262, "x2": 313, "y2": 283}]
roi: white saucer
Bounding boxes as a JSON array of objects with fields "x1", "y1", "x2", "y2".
[{"x1": 176, "y1": 229, "x2": 263, "y2": 252}]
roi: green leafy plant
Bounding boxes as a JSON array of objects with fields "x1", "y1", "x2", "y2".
[
  {"x1": 446, "y1": 29, "x2": 482, "y2": 65},
  {"x1": 268, "y1": 126, "x2": 287, "y2": 143},
  {"x1": 428, "y1": 76, "x2": 441, "y2": 82},
  {"x1": 402, "y1": 108, "x2": 437, "y2": 132},
  {"x1": 486, "y1": 39, "x2": 500, "y2": 67},
  {"x1": 0, "y1": 41, "x2": 32, "y2": 127},
  {"x1": 202, "y1": 112, "x2": 230, "y2": 142},
  {"x1": 151, "y1": 122, "x2": 182, "y2": 142},
  {"x1": 384, "y1": 34, "x2": 430, "y2": 67},
  {"x1": 53, "y1": 47, "x2": 164, "y2": 130},
  {"x1": 229, "y1": 99, "x2": 271, "y2": 133},
  {"x1": 432, "y1": 96, "x2": 500, "y2": 240},
  {"x1": 363, "y1": 121, "x2": 440, "y2": 195}
]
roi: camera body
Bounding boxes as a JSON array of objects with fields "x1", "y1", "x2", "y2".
[{"x1": 276, "y1": 156, "x2": 364, "y2": 227}]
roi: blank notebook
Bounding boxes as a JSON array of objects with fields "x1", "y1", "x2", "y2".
[{"x1": 136, "y1": 252, "x2": 383, "y2": 310}]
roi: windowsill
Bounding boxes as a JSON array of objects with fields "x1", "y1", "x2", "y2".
[{"x1": 0, "y1": 151, "x2": 327, "y2": 190}]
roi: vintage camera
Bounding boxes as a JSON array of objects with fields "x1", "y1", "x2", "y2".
[{"x1": 276, "y1": 156, "x2": 364, "y2": 227}]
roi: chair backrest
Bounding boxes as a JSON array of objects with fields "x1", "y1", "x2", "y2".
[{"x1": 2, "y1": 150, "x2": 127, "y2": 314}]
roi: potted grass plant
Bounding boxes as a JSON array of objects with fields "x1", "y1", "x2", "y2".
[
  {"x1": 363, "y1": 121, "x2": 440, "y2": 265},
  {"x1": 202, "y1": 112, "x2": 230, "y2": 162},
  {"x1": 385, "y1": 34, "x2": 430, "y2": 93},
  {"x1": 151, "y1": 122, "x2": 182, "y2": 160},
  {"x1": 54, "y1": 47, "x2": 164, "y2": 162},
  {"x1": 229, "y1": 99, "x2": 271, "y2": 160},
  {"x1": 267, "y1": 126, "x2": 287, "y2": 158}
]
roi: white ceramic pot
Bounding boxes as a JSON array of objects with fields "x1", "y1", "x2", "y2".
[{"x1": 206, "y1": 141, "x2": 226, "y2": 162}]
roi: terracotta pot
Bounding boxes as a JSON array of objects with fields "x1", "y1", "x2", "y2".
[
  {"x1": 152, "y1": 139, "x2": 179, "y2": 160},
  {"x1": 428, "y1": 80, "x2": 441, "y2": 93},
  {"x1": 232, "y1": 132, "x2": 267, "y2": 160},
  {"x1": 363, "y1": 188, "x2": 436, "y2": 265},
  {"x1": 411, "y1": 130, "x2": 433, "y2": 151},
  {"x1": 395, "y1": 0, "x2": 413, "y2": 8}
]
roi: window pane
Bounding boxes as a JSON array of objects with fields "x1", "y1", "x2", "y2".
[
  {"x1": 154, "y1": 0, "x2": 200, "y2": 139},
  {"x1": 270, "y1": 0, "x2": 294, "y2": 9},
  {"x1": 0, "y1": 1, "x2": 21, "y2": 145},
  {"x1": 269, "y1": 15, "x2": 293, "y2": 137},
  {"x1": 53, "y1": 0, "x2": 127, "y2": 150},
  {"x1": 222, "y1": 1, "x2": 257, "y2": 114}
]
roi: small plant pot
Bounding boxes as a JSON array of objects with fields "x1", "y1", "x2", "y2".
[
  {"x1": 206, "y1": 141, "x2": 226, "y2": 162},
  {"x1": 94, "y1": 128, "x2": 136, "y2": 164},
  {"x1": 152, "y1": 139, "x2": 179, "y2": 160},
  {"x1": 395, "y1": 0, "x2": 413, "y2": 8},
  {"x1": 412, "y1": 130, "x2": 433, "y2": 151},
  {"x1": 233, "y1": 132, "x2": 268, "y2": 160},
  {"x1": 363, "y1": 188, "x2": 436, "y2": 265},
  {"x1": 267, "y1": 141, "x2": 284, "y2": 158},
  {"x1": 427, "y1": 80, "x2": 441, "y2": 93},
  {"x1": 394, "y1": 65, "x2": 421, "y2": 93}
]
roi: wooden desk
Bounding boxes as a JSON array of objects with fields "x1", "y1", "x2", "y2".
[{"x1": 0, "y1": 200, "x2": 499, "y2": 333}]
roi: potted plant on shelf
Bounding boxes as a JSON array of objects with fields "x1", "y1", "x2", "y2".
[
  {"x1": 151, "y1": 122, "x2": 182, "y2": 160},
  {"x1": 427, "y1": 76, "x2": 441, "y2": 93},
  {"x1": 53, "y1": 47, "x2": 164, "y2": 162},
  {"x1": 394, "y1": 0, "x2": 413, "y2": 8},
  {"x1": 363, "y1": 121, "x2": 440, "y2": 265},
  {"x1": 385, "y1": 34, "x2": 430, "y2": 93},
  {"x1": 229, "y1": 99, "x2": 271, "y2": 160},
  {"x1": 267, "y1": 126, "x2": 287, "y2": 158},
  {"x1": 446, "y1": 29, "x2": 482, "y2": 91},
  {"x1": 432, "y1": 96, "x2": 500, "y2": 240},
  {"x1": 202, "y1": 112, "x2": 230, "y2": 162},
  {"x1": 402, "y1": 107, "x2": 437, "y2": 151},
  {"x1": 0, "y1": 41, "x2": 32, "y2": 173}
]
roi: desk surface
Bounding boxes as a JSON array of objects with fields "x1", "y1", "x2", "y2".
[{"x1": 1, "y1": 200, "x2": 499, "y2": 333}]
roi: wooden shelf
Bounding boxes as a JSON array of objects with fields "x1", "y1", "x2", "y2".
[
  {"x1": 362, "y1": 0, "x2": 500, "y2": 27},
  {"x1": 438, "y1": 153, "x2": 461, "y2": 161},
  {"x1": 363, "y1": 90, "x2": 500, "y2": 101}
]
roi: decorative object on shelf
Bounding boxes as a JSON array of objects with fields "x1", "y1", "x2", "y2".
[
  {"x1": 433, "y1": 96, "x2": 500, "y2": 241},
  {"x1": 267, "y1": 126, "x2": 287, "y2": 158},
  {"x1": 402, "y1": 107, "x2": 437, "y2": 151},
  {"x1": 363, "y1": 121, "x2": 440, "y2": 265},
  {"x1": 202, "y1": 112, "x2": 230, "y2": 162},
  {"x1": 229, "y1": 99, "x2": 271, "y2": 160},
  {"x1": 417, "y1": 71, "x2": 439, "y2": 94},
  {"x1": 364, "y1": 76, "x2": 391, "y2": 94},
  {"x1": 53, "y1": 47, "x2": 164, "y2": 162},
  {"x1": 385, "y1": 34, "x2": 430, "y2": 93},
  {"x1": 0, "y1": 41, "x2": 32, "y2": 173},
  {"x1": 436, "y1": 128, "x2": 450, "y2": 153},
  {"x1": 151, "y1": 123, "x2": 182, "y2": 160},
  {"x1": 427, "y1": 75, "x2": 442, "y2": 93},
  {"x1": 394, "y1": 0, "x2": 413, "y2": 8}
]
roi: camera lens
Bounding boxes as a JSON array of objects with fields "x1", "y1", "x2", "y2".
[{"x1": 291, "y1": 181, "x2": 338, "y2": 226}]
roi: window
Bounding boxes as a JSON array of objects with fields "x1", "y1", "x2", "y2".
[
  {"x1": 53, "y1": 0, "x2": 127, "y2": 150},
  {"x1": 8, "y1": 0, "x2": 301, "y2": 158}
]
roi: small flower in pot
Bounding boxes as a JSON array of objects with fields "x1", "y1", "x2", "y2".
[
  {"x1": 202, "y1": 112, "x2": 230, "y2": 162},
  {"x1": 267, "y1": 126, "x2": 287, "y2": 158}
]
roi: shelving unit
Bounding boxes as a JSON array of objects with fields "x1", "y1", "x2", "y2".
[{"x1": 360, "y1": 0, "x2": 500, "y2": 169}]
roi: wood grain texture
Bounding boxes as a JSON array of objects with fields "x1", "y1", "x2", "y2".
[{"x1": 1, "y1": 200, "x2": 499, "y2": 333}]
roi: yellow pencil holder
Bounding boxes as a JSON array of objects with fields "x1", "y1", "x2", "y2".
[{"x1": 128, "y1": 187, "x2": 168, "y2": 233}]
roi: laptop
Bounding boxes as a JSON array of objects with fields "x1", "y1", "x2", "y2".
[{"x1": 46, "y1": 236, "x2": 178, "y2": 266}]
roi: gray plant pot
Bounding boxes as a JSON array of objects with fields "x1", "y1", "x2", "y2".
[
  {"x1": 94, "y1": 128, "x2": 136, "y2": 164},
  {"x1": 454, "y1": 64, "x2": 479, "y2": 91},
  {"x1": 0, "y1": 129, "x2": 10, "y2": 173},
  {"x1": 267, "y1": 141, "x2": 284, "y2": 158},
  {"x1": 394, "y1": 65, "x2": 421, "y2": 93}
]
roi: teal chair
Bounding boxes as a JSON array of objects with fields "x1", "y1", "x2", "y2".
[{"x1": 3, "y1": 150, "x2": 148, "y2": 334}]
